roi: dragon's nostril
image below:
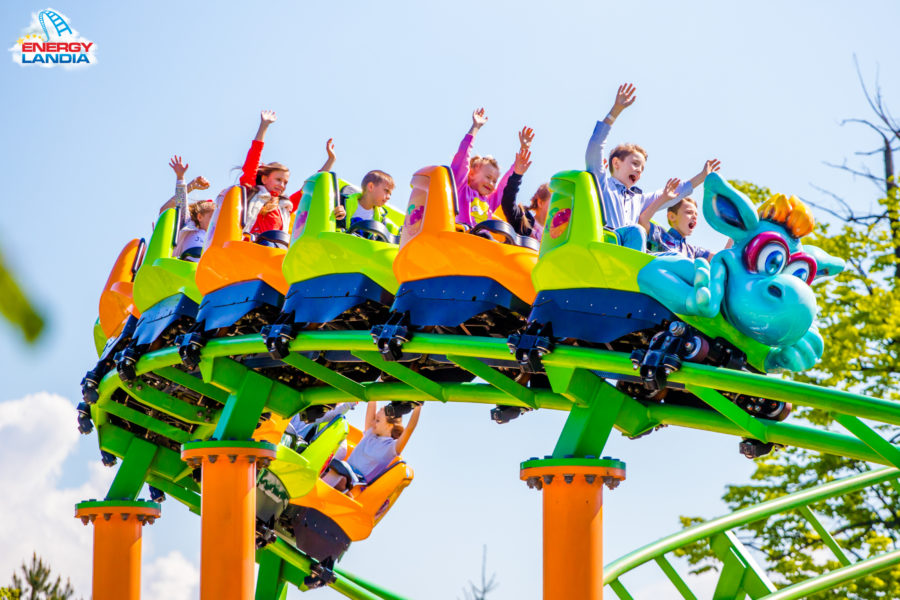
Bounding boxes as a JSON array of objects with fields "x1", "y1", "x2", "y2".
[{"x1": 768, "y1": 284, "x2": 783, "y2": 299}]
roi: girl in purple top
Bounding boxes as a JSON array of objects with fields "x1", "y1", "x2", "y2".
[
  {"x1": 324, "y1": 401, "x2": 423, "y2": 492},
  {"x1": 451, "y1": 108, "x2": 534, "y2": 228}
]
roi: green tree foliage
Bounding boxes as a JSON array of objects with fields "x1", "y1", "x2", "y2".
[
  {"x1": 0, "y1": 247, "x2": 44, "y2": 344},
  {"x1": 7, "y1": 553, "x2": 79, "y2": 600},
  {"x1": 675, "y1": 136, "x2": 900, "y2": 595}
]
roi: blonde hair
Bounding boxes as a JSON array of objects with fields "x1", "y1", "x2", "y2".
[
  {"x1": 608, "y1": 143, "x2": 648, "y2": 173},
  {"x1": 757, "y1": 193, "x2": 814, "y2": 239},
  {"x1": 256, "y1": 161, "x2": 290, "y2": 186},
  {"x1": 188, "y1": 200, "x2": 215, "y2": 227},
  {"x1": 362, "y1": 170, "x2": 395, "y2": 190},
  {"x1": 470, "y1": 155, "x2": 500, "y2": 172}
]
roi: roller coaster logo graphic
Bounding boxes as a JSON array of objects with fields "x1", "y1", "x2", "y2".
[{"x1": 9, "y1": 8, "x2": 96, "y2": 68}]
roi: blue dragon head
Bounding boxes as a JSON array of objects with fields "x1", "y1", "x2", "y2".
[
  {"x1": 703, "y1": 173, "x2": 843, "y2": 351},
  {"x1": 637, "y1": 173, "x2": 844, "y2": 372}
]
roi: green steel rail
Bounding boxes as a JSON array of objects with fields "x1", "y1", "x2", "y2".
[
  {"x1": 84, "y1": 330, "x2": 900, "y2": 599},
  {"x1": 603, "y1": 467, "x2": 900, "y2": 600}
]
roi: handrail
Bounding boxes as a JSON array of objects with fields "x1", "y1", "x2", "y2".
[{"x1": 604, "y1": 467, "x2": 900, "y2": 589}]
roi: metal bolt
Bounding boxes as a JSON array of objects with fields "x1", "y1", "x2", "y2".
[
  {"x1": 603, "y1": 476, "x2": 621, "y2": 490},
  {"x1": 585, "y1": 475, "x2": 596, "y2": 484},
  {"x1": 542, "y1": 474, "x2": 554, "y2": 485},
  {"x1": 563, "y1": 474, "x2": 574, "y2": 484}
]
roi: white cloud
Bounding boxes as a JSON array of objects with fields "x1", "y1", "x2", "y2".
[
  {"x1": 0, "y1": 393, "x2": 115, "y2": 595},
  {"x1": 143, "y1": 551, "x2": 199, "y2": 600}
]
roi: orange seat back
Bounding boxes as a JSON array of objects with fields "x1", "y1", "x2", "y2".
[
  {"x1": 194, "y1": 186, "x2": 289, "y2": 295},
  {"x1": 393, "y1": 166, "x2": 537, "y2": 303},
  {"x1": 98, "y1": 238, "x2": 145, "y2": 337}
]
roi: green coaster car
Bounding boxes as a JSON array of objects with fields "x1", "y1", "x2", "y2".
[
  {"x1": 262, "y1": 172, "x2": 401, "y2": 367},
  {"x1": 255, "y1": 414, "x2": 349, "y2": 547},
  {"x1": 115, "y1": 207, "x2": 202, "y2": 381},
  {"x1": 510, "y1": 170, "x2": 810, "y2": 425}
]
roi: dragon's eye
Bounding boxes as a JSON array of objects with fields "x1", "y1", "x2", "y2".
[
  {"x1": 784, "y1": 255, "x2": 818, "y2": 285},
  {"x1": 756, "y1": 243, "x2": 787, "y2": 275},
  {"x1": 784, "y1": 261, "x2": 808, "y2": 281}
]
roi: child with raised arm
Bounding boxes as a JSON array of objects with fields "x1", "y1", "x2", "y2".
[
  {"x1": 238, "y1": 111, "x2": 341, "y2": 235},
  {"x1": 638, "y1": 159, "x2": 726, "y2": 260},
  {"x1": 585, "y1": 83, "x2": 719, "y2": 251},
  {"x1": 160, "y1": 155, "x2": 215, "y2": 260},
  {"x1": 323, "y1": 401, "x2": 422, "y2": 493},
  {"x1": 452, "y1": 108, "x2": 531, "y2": 228},
  {"x1": 500, "y1": 143, "x2": 551, "y2": 241}
]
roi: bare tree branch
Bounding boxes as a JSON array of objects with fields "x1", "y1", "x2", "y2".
[
  {"x1": 805, "y1": 185, "x2": 887, "y2": 224},
  {"x1": 854, "y1": 55, "x2": 900, "y2": 142},
  {"x1": 823, "y1": 161, "x2": 889, "y2": 192},
  {"x1": 855, "y1": 145, "x2": 900, "y2": 157}
]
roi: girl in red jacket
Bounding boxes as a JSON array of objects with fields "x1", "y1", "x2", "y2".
[{"x1": 238, "y1": 110, "x2": 340, "y2": 235}]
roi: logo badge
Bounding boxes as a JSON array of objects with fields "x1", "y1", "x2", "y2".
[{"x1": 9, "y1": 8, "x2": 96, "y2": 68}]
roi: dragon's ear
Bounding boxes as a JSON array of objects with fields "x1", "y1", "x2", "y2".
[
  {"x1": 702, "y1": 173, "x2": 759, "y2": 241},
  {"x1": 804, "y1": 245, "x2": 845, "y2": 281}
]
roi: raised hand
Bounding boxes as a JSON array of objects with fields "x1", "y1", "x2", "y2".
[
  {"x1": 472, "y1": 107, "x2": 488, "y2": 129},
  {"x1": 613, "y1": 83, "x2": 637, "y2": 111},
  {"x1": 319, "y1": 137, "x2": 337, "y2": 172},
  {"x1": 188, "y1": 176, "x2": 210, "y2": 192},
  {"x1": 260, "y1": 110, "x2": 277, "y2": 125},
  {"x1": 514, "y1": 148, "x2": 532, "y2": 176},
  {"x1": 518, "y1": 126, "x2": 535, "y2": 150},
  {"x1": 702, "y1": 159, "x2": 722, "y2": 178},
  {"x1": 169, "y1": 155, "x2": 188, "y2": 179},
  {"x1": 661, "y1": 178, "x2": 682, "y2": 202}
]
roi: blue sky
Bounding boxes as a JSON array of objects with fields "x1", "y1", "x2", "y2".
[{"x1": 1, "y1": 1, "x2": 898, "y2": 598}]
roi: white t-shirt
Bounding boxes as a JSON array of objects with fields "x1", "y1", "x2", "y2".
[
  {"x1": 348, "y1": 430, "x2": 397, "y2": 481},
  {"x1": 174, "y1": 225, "x2": 206, "y2": 260},
  {"x1": 353, "y1": 205, "x2": 374, "y2": 221}
]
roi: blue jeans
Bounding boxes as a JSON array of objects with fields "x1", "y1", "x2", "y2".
[{"x1": 616, "y1": 225, "x2": 646, "y2": 252}]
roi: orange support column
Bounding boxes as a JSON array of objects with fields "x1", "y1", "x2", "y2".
[
  {"x1": 75, "y1": 499, "x2": 161, "y2": 600},
  {"x1": 521, "y1": 457, "x2": 626, "y2": 600},
  {"x1": 182, "y1": 440, "x2": 276, "y2": 600}
]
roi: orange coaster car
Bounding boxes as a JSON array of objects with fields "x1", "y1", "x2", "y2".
[
  {"x1": 274, "y1": 425, "x2": 413, "y2": 584},
  {"x1": 81, "y1": 238, "x2": 146, "y2": 403},
  {"x1": 176, "y1": 186, "x2": 290, "y2": 369},
  {"x1": 371, "y1": 165, "x2": 538, "y2": 360}
]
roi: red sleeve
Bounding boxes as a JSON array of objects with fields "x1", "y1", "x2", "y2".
[
  {"x1": 239, "y1": 140, "x2": 264, "y2": 188},
  {"x1": 288, "y1": 189, "x2": 303, "y2": 212}
]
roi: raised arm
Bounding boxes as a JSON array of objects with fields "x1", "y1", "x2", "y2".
[
  {"x1": 638, "y1": 178, "x2": 681, "y2": 234},
  {"x1": 586, "y1": 83, "x2": 636, "y2": 174},
  {"x1": 687, "y1": 159, "x2": 721, "y2": 192},
  {"x1": 395, "y1": 403, "x2": 422, "y2": 454},
  {"x1": 501, "y1": 147, "x2": 531, "y2": 226},
  {"x1": 451, "y1": 108, "x2": 488, "y2": 187},
  {"x1": 240, "y1": 111, "x2": 276, "y2": 187},
  {"x1": 364, "y1": 400, "x2": 377, "y2": 431},
  {"x1": 319, "y1": 138, "x2": 336, "y2": 172},
  {"x1": 254, "y1": 110, "x2": 276, "y2": 142},
  {"x1": 160, "y1": 155, "x2": 190, "y2": 225}
]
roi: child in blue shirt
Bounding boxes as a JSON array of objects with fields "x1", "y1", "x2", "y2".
[
  {"x1": 639, "y1": 197, "x2": 714, "y2": 260},
  {"x1": 585, "y1": 83, "x2": 720, "y2": 250}
]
